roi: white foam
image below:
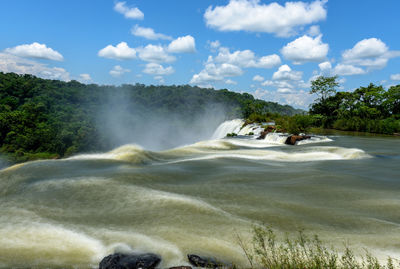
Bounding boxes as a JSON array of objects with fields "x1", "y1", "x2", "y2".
[{"x1": 211, "y1": 119, "x2": 244, "y2": 139}]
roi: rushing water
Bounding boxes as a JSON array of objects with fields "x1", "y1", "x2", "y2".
[{"x1": 0, "y1": 120, "x2": 399, "y2": 268}]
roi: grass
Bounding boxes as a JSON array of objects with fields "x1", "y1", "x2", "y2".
[{"x1": 237, "y1": 226, "x2": 399, "y2": 269}]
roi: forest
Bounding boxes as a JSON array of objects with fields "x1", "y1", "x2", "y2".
[
  {"x1": 246, "y1": 76, "x2": 400, "y2": 136},
  {"x1": 0, "y1": 72, "x2": 301, "y2": 162}
]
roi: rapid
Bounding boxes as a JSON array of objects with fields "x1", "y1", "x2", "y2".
[{"x1": 0, "y1": 119, "x2": 399, "y2": 268}]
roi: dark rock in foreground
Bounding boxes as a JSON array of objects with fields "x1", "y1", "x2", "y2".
[
  {"x1": 285, "y1": 135, "x2": 312, "y2": 145},
  {"x1": 99, "y1": 253, "x2": 161, "y2": 269},
  {"x1": 168, "y1": 266, "x2": 192, "y2": 269},
  {"x1": 187, "y1": 254, "x2": 229, "y2": 268}
]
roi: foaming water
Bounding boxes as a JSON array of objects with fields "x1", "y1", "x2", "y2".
[{"x1": 1, "y1": 122, "x2": 399, "y2": 267}]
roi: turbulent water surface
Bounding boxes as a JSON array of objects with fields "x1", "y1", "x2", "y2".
[{"x1": 1, "y1": 120, "x2": 400, "y2": 268}]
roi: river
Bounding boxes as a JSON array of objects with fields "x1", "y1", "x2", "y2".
[{"x1": 0, "y1": 120, "x2": 399, "y2": 268}]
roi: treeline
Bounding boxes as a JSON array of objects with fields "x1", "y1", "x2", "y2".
[
  {"x1": 0, "y1": 72, "x2": 301, "y2": 162},
  {"x1": 246, "y1": 76, "x2": 400, "y2": 135},
  {"x1": 309, "y1": 76, "x2": 400, "y2": 134}
]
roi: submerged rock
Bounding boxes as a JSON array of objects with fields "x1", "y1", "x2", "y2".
[
  {"x1": 285, "y1": 135, "x2": 312, "y2": 145},
  {"x1": 99, "y1": 253, "x2": 161, "y2": 269},
  {"x1": 187, "y1": 254, "x2": 229, "y2": 268}
]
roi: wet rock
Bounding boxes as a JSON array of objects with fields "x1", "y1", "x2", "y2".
[
  {"x1": 187, "y1": 254, "x2": 228, "y2": 268},
  {"x1": 168, "y1": 267, "x2": 192, "y2": 269},
  {"x1": 257, "y1": 125, "x2": 276, "y2": 140},
  {"x1": 99, "y1": 253, "x2": 161, "y2": 269},
  {"x1": 285, "y1": 135, "x2": 311, "y2": 145}
]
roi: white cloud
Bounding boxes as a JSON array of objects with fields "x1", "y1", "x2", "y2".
[
  {"x1": 114, "y1": 1, "x2": 144, "y2": 19},
  {"x1": 272, "y1": 64, "x2": 303, "y2": 81},
  {"x1": 131, "y1": 25, "x2": 172, "y2": 40},
  {"x1": 79, "y1": 73, "x2": 91, "y2": 82},
  {"x1": 4, "y1": 42, "x2": 63, "y2": 61},
  {"x1": 109, "y1": 65, "x2": 130, "y2": 77},
  {"x1": 190, "y1": 62, "x2": 243, "y2": 85},
  {"x1": 281, "y1": 35, "x2": 328, "y2": 64},
  {"x1": 204, "y1": 0, "x2": 327, "y2": 37},
  {"x1": 138, "y1": 44, "x2": 176, "y2": 63},
  {"x1": 143, "y1": 63, "x2": 174, "y2": 76},
  {"x1": 253, "y1": 75, "x2": 264, "y2": 82},
  {"x1": 390, "y1": 74, "x2": 400, "y2": 81},
  {"x1": 0, "y1": 53, "x2": 70, "y2": 81},
  {"x1": 225, "y1": 79, "x2": 237, "y2": 85},
  {"x1": 98, "y1": 42, "x2": 136, "y2": 60},
  {"x1": 341, "y1": 38, "x2": 400, "y2": 70},
  {"x1": 215, "y1": 47, "x2": 281, "y2": 68},
  {"x1": 318, "y1": 61, "x2": 332, "y2": 72},
  {"x1": 253, "y1": 88, "x2": 313, "y2": 109},
  {"x1": 209, "y1": 40, "x2": 221, "y2": 50},
  {"x1": 333, "y1": 64, "x2": 365, "y2": 76},
  {"x1": 260, "y1": 65, "x2": 307, "y2": 97},
  {"x1": 256, "y1": 54, "x2": 282, "y2": 68},
  {"x1": 168, "y1": 35, "x2": 196, "y2": 53},
  {"x1": 308, "y1": 25, "x2": 321, "y2": 36},
  {"x1": 154, "y1": 75, "x2": 165, "y2": 84}
]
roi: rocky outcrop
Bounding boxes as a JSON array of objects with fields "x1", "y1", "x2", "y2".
[
  {"x1": 187, "y1": 254, "x2": 229, "y2": 268},
  {"x1": 257, "y1": 125, "x2": 276, "y2": 140},
  {"x1": 99, "y1": 253, "x2": 161, "y2": 269},
  {"x1": 285, "y1": 135, "x2": 311, "y2": 145}
]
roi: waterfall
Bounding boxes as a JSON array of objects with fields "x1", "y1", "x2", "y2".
[{"x1": 211, "y1": 119, "x2": 244, "y2": 139}]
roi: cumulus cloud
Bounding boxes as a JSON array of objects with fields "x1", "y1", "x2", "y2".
[
  {"x1": 341, "y1": 38, "x2": 400, "y2": 70},
  {"x1": 109, "y1": 65, "x2": 130, "y2": 77},
  {"x1": 168, "y1": 35, "x2": 196, "y2": 53},
  {"x1": 208, "y1": 40, "x2": 221, "y2": 51},
  {"x1": 259, "y1": 64, "x2": 307, "y2": 98},
  {"x1": 215, "y1": 47, "x2": 281, "y2": 68},
  {"x1": 253, "y1": 88, "x2": 313, "y2": 109},
  {"x1": 114, "y1": 1, "x2": 144, "y2": 19},
  {"x1": 333, "y1": 64, "x2": 365, "y2": 76},
  {"x1": 390, "y1": 74, "x2": 400, "y2": 81},
  {"x1": 190, "y1": 62, "x2": 243, "y2": 85},
  {"x1": 143, "y1": 63, "x2": 174, "y2": 75},
  {"x1": 281, "y1": 35, "x2": 328, "y2": 64},
  {"x1": 318, "y1": 61, "x2": 332, "y2": 72},
  {"x1": 98, "y1": 42, "x2": 136, "y2": 60},
  {"x1": 131, "y1": 25, "x2": 172, "y2": 40},
  {"x1": 253, "y1": 75, "x2": 264, "y2": 82},
  {"x1": 4, "y1": 42, "x2": 63, "y2": 61},
  {"x1": 272, "y1": 64, "x2": 303, "y2": 81},
  {"x1": 308, "y1": 25, "x2": 321, "y2": 36},
  {"x1": 138, "y1": 44, "x2": 176, "y2": 63},
  {"x1": 204, "y1": 0, "x2": 327, "y2": 37},
  {"x1": 225, "y1": 79, "x2": 237, "y2": 85},
  {"x1": 0, "y1": 53, "x2": 70, "y2": 81},
  {"x1": 79, "y1": 73, "x2": 92, "y2": 82}
]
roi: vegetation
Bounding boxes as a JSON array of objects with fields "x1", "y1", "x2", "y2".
[
  {"x1": 244, "y1": 76, "x2": 400, "y2": 136},
  {"x1": 237, "y1": 226, "x2": 399, "y2": 269},
  {"x1": 0, "y1": 72, "x2": 301, "y2": 162}
]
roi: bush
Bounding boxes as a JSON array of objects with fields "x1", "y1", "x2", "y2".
[
  {"x1": 226, "y1": 133, "x2": 238, "y2": 137},
  {"x1": 237, "y1": 226, "x2": 399, "y2": 269}
]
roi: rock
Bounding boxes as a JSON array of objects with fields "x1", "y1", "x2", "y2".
[
  {"x1": 285, "y1": 135, "x2": 311, "y2": 145},
  {"x1": 257, "y1": 130, "x2": 268, "y2": 140},
  {"x1": 168, "y1": 267, "x2": 192, "y2": 269},
  {"x1": 187, "y1": 254, "x2": 228, "y2": 268},
  {"x1": 99, "y1": 253, "x2": 161, "y2": 269},
  {"x1": 257, "y1": 125, "x2": 276, "y2": 140}
]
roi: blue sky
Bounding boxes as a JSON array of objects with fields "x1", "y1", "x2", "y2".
[{"x1": 1, "y1": 0, "x2": 400, "y2": 109}]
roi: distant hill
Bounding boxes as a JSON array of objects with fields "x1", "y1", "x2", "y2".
[{"x1": 0, "y1": 72, "x2": 302, "y2": 161}]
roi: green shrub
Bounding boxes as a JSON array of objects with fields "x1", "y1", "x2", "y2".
[{"x1": 237, "y1": 226, "x2": 399, "y2": 269}]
